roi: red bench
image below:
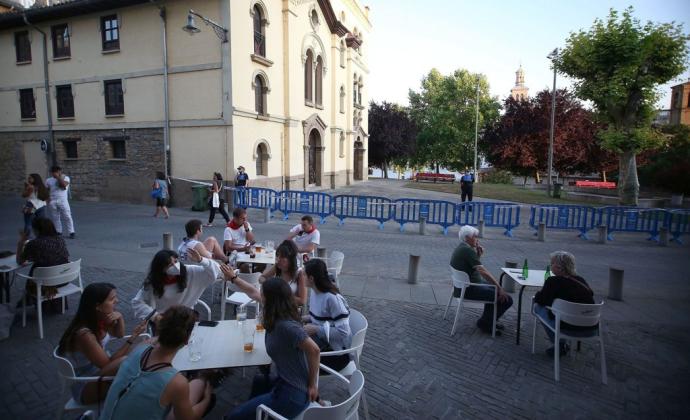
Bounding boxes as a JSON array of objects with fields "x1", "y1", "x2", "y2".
[
  {"x1": 414, "y1": 173, "x2": 455, "y2": 183},
  {"x1": 575, "y1": 180, "x2": 616, "y2": 189}
]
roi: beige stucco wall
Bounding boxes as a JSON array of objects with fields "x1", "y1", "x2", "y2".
[{"x1": 170, "y1": 126, "x2": 226, "y2": 179}]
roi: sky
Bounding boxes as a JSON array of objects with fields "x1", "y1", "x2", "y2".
[{"x1": 364, "y1": 0, "x2": 690, "y2": 109}]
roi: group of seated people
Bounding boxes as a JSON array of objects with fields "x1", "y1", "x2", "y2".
[
  {"x1": 49, "y1": 207, "x2": 349, "y2": 419},
  {"x1": 450, "y1": 225, "x2": 595, "y2": 356}
]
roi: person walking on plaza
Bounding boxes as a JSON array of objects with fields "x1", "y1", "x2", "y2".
[
  {"x1": 21, "y1": 173, "x2": 48, "y2": 235},
  {"x1": 46, "y1": 165, "x2": 76, "y2": 238},
  {"x1": 460, "y1": 171, "x2": 475, "y2": 202},
  {"x1": 450, "y1": 225, "x2": 513, "y2": 335},
  {"x1": 152, "y1": 171, "x2": 170, "y2": 219},
  {"x1": 206, "y1": 172, "x2": 230, "y2": 227},
  {"x1": 533, "y1": 251, "x2": 595, "y2": 358}
]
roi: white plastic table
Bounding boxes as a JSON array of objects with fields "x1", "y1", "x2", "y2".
[
  {"x1": 172, "y1": 319, "x2": 270, "y2": 371},
  {"x1": 499, "y1": 268, "x2": 546, "y2": 345},
  {"x1": 0, "y1": 255, "x2": 21, "y2": 303},
  {"x1": 236, "y1": 250, "x2": 276, "y2": 268}
]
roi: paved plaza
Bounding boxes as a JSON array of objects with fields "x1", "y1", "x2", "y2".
[{"x1": 0, "y1": 179, "x2": 688, "y2": 419}]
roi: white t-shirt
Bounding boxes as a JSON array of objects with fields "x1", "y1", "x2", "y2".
[
  {"x1": 223, "y1": 222, "x2": 253, "y2": 247},
  {"x1": 177, "y1": 238, "x2": 201, "y2": 262},
  {"x1": 46, "y1": 175, "x2": 70, "y2": 201},
  {"x1": 290, "y1": 224, "x2": 320, "y2": 251}
]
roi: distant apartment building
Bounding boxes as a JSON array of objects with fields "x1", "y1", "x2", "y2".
[
  {"x1": 0, "y1": 0, "x2": 371, "y2": 204},
  {"x1": 669, "y1": 81, "x2": 690, "y2": 126}
]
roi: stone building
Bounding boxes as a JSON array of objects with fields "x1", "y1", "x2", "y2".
[
  {"x1": 669, "y1": 81, "x2": 690, "y2": 126},
  {"x1": 509, "y1": 65, "x2": 528, "y2": 101},
  {"x1": 0, "y1": 0, "x2": 371, "y2": 204}
]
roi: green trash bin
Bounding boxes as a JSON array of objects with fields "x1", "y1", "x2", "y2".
[
  {"x1": 191, "y1": 185, "x2": 209, "y2": 211},
  {"x1": 552, "y1": 182, "x2": 563, "y2": 199}
]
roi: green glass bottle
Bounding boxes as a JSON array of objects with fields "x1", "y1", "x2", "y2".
[
  {"x1": 522, "y1": 259, "x2": 529, "y2": 279},
  {"x1": 544, "y1": 264, "x2": 551, "y2": 280}
]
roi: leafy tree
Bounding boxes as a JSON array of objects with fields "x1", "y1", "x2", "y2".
[
  {"x1": 484, "y1": 89, "x2": 617, "y2": 183},
  {"x1": 408, "y1": 69, "x2": 500, "y2": 173},
  {"x1": 367, "y1": 101, "x2": 417, "y2": 178},
  {"x1": 638, "y1": 124, "x2": 690, "y2": 194},
  {"x1": 555, "y1": 7, "x2": 690, "y2": 204}
]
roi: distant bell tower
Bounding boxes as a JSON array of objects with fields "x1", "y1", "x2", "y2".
[{"x1": 510, "y1": 65, "x2": 529, "y2": 101}]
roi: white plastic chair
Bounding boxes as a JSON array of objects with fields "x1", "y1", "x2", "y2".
[
  {"x1": 318, "y1": 309, "x2": 369, "y2": 420},
  {"x1": 312, "y1": 251, "x2": 345, "y2": 286},
  {"x1": 531, "y1": 299, "x2": 607, "y2": 384},
  {"x1": 256, "y1": 365, "x2": 365, "y2": 420},
  {"x1": 18, "y1": 259, "x2": 84, "y2": 339},
  {"x1": 443, "y1": 266, "x2": 497, "y2": 338},
  {"x1": 222, "y1": 272, "x2": 262, "y2": 320},
  {"x1": 195, "y1": 299, "x2": 212, "y2": 321}
]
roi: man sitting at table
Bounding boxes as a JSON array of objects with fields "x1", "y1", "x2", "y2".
[
  {"x1": 178, "y1": 219, "x2": 228, "y2": 264},
  {"x1": 286, "y1": 215, "x2": 320, "y2": 255},
  {"x1": 223, "y1": 207, "x2": 255, "y2": 254},
  {"x1": 534, "y1": 251, "x2": 595, "y2": 357},
  {"x1": 450, "y1": 225, "x2": 513, "y2": 335}
]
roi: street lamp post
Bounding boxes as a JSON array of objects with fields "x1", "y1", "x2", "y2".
[
  {"x1": 183, "y1": 9, "x2": 228, "y2": 42},
  {"x1": 474, "y1": 76, "x2": 480, "y2": 181},
  {"x1": 547, "y1": 48, "x2": 558, "y2": 197}
]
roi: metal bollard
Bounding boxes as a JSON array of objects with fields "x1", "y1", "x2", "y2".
[
  {"x1": 608, "y1": 267, "x2": 624, "y2": 301},
  {"x1": 503, "y1": 261, "x2": 517, "y2": 292},
  {"x1": 163, "y1": 232, "x2": 173, "y2": 251},
  {"x1": 659, "y1": 227, "x2": 669, "y2": 247},
  {"x1": 263, "y1": 207, "x2": 271, "y2": 224},
  {"x1": 597, "y1": 225, "x2": 607, "y2": 244},
  {"x1": 478, "y1": 219, "x2": 485, "y2": 238},
  {"x1": 408, "y1": 255, "x2": 421, "y2": 284},
  {"x1": 537, "y1": 222, "x2": 546, "y2": 242},
  {"x1": 317, "y1": 247, "x2": 327, "y2": 258},
  {"x1": 418, "y1": 216, "x2": 427, "y2": 235}
]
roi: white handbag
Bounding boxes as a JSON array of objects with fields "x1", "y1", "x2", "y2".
[{"x1": 212, "y1": 192, "x2": 220, "y2": 208}]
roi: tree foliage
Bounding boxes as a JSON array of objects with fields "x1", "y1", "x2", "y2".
[
  {"x1": 554, "y1": 7, "x2": 690, "y2": 204},
  {"x1": 367, "y1": 101, "x2": 417, "y2": 177},
  {"x1": 484, "y1": 89, "x2": 617, "y2": 179},
  {"x1": 638, "y1": 124, "x2": 690, "y2": 194},
  {"x1": 408, "y1": 69, "x2": 500, "y2": 172}
]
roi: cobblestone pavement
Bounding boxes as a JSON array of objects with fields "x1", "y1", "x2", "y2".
[{"x1": 0, "y1": 180, "x2": 688, "y2": 419}]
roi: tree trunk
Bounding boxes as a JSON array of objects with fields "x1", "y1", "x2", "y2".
[
  {"x1": 435, "y1": 163, "x2": 440, "y2": 174},
  {"x1": 535, "y1": 171, "x2": 541, "y2": 184},
  {"x1": 382, "y1": 161, "x2": 389, "y2": 179},
  {"x1": 602, "y1": 171, "x2": 607, "y2": 182},
  {"x1": 618, "y1": 151, "x2": 639, "y2": 206}
]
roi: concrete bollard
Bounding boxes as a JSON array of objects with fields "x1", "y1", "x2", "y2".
[
  {"x1": 317, "y1": 247, "x2": 327, "y2": 258},
  {"x1": 608, "y1": 267, "x2": 624, "y2": 301},
  {"x1": 263, "y1": 207, "x2": 271, "y2": 224},
  {"x1": 408, "y1": 254, "x2": 421, "y2": 284},
  {"x1": 478, "y1": 219, "x2": 485, "y2": 238},
  {"x1": 503, "y1": 261, "x2": 518, "y2": 292},
  {"x1": 418, "y1": 216, "x2": 427, "y2": 235},
  {"x1": 163, "y1": 232, "x2": 173, "y2": 251},
  {"x1": 537, "y1": 222, "x2": 546, "y2": 242},
  {"x1": 659, "y1": 227, "x2": 669, "y2": 247},
  {"x1": 597, "y1": 225, "x2": 607, "y2": 244}
]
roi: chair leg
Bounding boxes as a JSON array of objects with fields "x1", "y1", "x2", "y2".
[
  {"x1": 531, "y1": 314, "x2": 538, "y2": 354},
  {"x1": 554, "y1": 332, "x2": 560, "y2": 381},
  {"x1": 491, "y1": 303, "x2": 497, "y2": 338},
  {"x1": 37, "y1": 289, "x2": 44, "y2": 339},
  {"x1": 22, "y1": 292, "x2": 26, "y2": 327},
  {"x1": 360, "y1": 389, "x2": 371, "y2": 420},
  {"x1": 61, "y1": 296, "x2": 65, "y2": 314},
  {"x1": 443, "y1": 294, "x2": 453, "y2": 320},
  {"x1": 450, "y1": 299, "x2": 463, "y2": 336},
  {"x1": 599, "y1": 337, "x2": 607, "y2": 385}
]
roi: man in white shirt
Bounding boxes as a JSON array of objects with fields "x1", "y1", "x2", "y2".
[
  {"x1": 178, "y1": 219, "x2": 228, "y2": 263},
  {"x1": 223, "y1": 207, "x2": 255, "y2": 254},
  {"x1": 287, "y1": 215, "x2": 320, "y2": 254},
  {"x1": 45, "y1": 165, "x2": 75, "y2": 238}
]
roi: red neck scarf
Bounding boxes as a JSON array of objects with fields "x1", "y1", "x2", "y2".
[
  {"x1": 163, "y1": 275, "x2": 179, "y2": 285},
  {"x1": 228, "y1": 220, "x2": 242, "y2": 230},
  {"x1": 304, "y1": 225, "x2": 316, "y2": 234},
  {"x1": 97, "y1": 319, "x2": 108, "y2": 334}
]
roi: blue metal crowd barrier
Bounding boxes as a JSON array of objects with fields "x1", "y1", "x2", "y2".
[
  {"x1": 529, "y1": 204, "x2": 597, "y2": 239},
  {"x1": 391, "y1": 199, "x2": 456, "y2": 234},
  {"x1": 597, "y1": 206, "x2": 669, "y2": 241},
  {"x1": 332, "y1": 195, "x2": 394, "y2": 229},
  {"x1": 276, "y1": 190, "x2": 333, "y2": 223},
  {"x1": 668, "y1": 209, "x2": 690, "y2": 244},
  {"x1": 457, "y1": 202, "x2": 521, "y2": 237},
  {"x1": 233, "y1": 187, "x2": 279, "y2": 213}
]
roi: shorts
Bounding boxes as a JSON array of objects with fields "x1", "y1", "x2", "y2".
[{"x1": 156, "y1": 197, "x2": 167, "y2": 206}]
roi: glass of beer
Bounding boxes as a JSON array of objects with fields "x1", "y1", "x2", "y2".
[
  {"x1": 255, "y1": 243, "x2": 263, "y2": 253},
  {"x1": 242, "y1": 323, "x2": 255, "y2": 352},
  {"x1": 255, "y1": 312, "x2": 264, "y2": 332}
]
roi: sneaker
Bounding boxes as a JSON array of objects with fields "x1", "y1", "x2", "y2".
[
  {"x1": 204, "y1": 223, "x2": 213, "y2": 227},
  {"x1": 69, "y1": 233, "x2": 76, "y2": 239},
  {"x1": 546, "y1": 343, "x2": 570, "y2": 358}
]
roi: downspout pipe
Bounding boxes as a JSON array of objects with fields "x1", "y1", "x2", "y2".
[
  {"x1": 158, "y1": 6, "x2": 170, "y2": 181},
  {"x1": 23, "y1": 13, "x2": 56, "y2": 168}
]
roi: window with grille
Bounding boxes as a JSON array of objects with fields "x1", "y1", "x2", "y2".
[
  {"x1": 108, "y1": 138, "x2": 127, "y2": 160},
  {"x1": 62, "y1": 139, "x2": 78, "y2": 159},
  {"x1": 255, "y1": 75, "x2": 266, "y2": 115},
  {"x1": 253, "y1": 6, "x2": 265, "y2": 57},
  {"x1": 101, "y1": 15, "x2": 120, "y2": 51},
  {"x1": 305, "y1": 50, "x2": 313, "y2": 103}
]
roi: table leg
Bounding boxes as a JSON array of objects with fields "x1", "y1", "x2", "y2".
[{"x1": 516, "y1": 285, "x2": 526, "y2": 345}]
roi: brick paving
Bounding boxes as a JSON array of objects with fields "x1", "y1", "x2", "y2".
[{"x1": 0, "y1": 179, "x2": 688, "y2": 419}]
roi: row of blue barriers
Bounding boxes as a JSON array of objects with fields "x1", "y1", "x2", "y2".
[
  {"x1": 232, "y1": 187, "x2": 521, "y2": 236},
  {"x1": 529, "y1": 204, "x2": 690, "y2": 243}
]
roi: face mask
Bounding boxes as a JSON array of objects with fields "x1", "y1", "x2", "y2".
[{"x1": 166, "y1": 261, "x2": 181, "y2": 276}]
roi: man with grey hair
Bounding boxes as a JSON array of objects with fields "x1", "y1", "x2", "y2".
[
  {"x1": 450, "y1": 225, "x2": 513, "y2": 335},
  {"x1": 534, "y1": 251, "x2": 595, "y2": 357}
]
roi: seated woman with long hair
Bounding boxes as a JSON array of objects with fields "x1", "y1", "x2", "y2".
[
  {"x1": 257, "y1": 240, "x2": 307, "y2": 305},
  {"x1": 58, "y1": 282, "x2": 147, "y2": 404},
  {"x1": 225, "y1": 277, "x2": 320, "y2": 420},
  {"x1": 99, "y1": 306, "x2": 213, "y2": 420},
  {"x1": 131, "y1": 247, "x2": 222, "y2": 324},
  {"x1": 303, "y1": 259, "x2": 352, "y2": 371}
]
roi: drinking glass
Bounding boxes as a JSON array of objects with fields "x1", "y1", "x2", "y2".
[
  {"x1": 242, "y1": 322, "x2": 255, "y2": 352},
  {"x1": 266, "y1": 240, "x2": 275, "y2": 253},
  {"x1": 237, "y1": 305, "x2": 247, "y2": 322},
  {"x1": 188, "y1": 336, "x2": 203, "y2": 362}
]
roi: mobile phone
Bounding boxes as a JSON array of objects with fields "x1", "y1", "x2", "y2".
[
  {"x1": 144, "y1": 309, "x2": 157, "y2": 322},
  {"x1": 198, "y1": 320, "x2": 219, "y2": 327}
]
